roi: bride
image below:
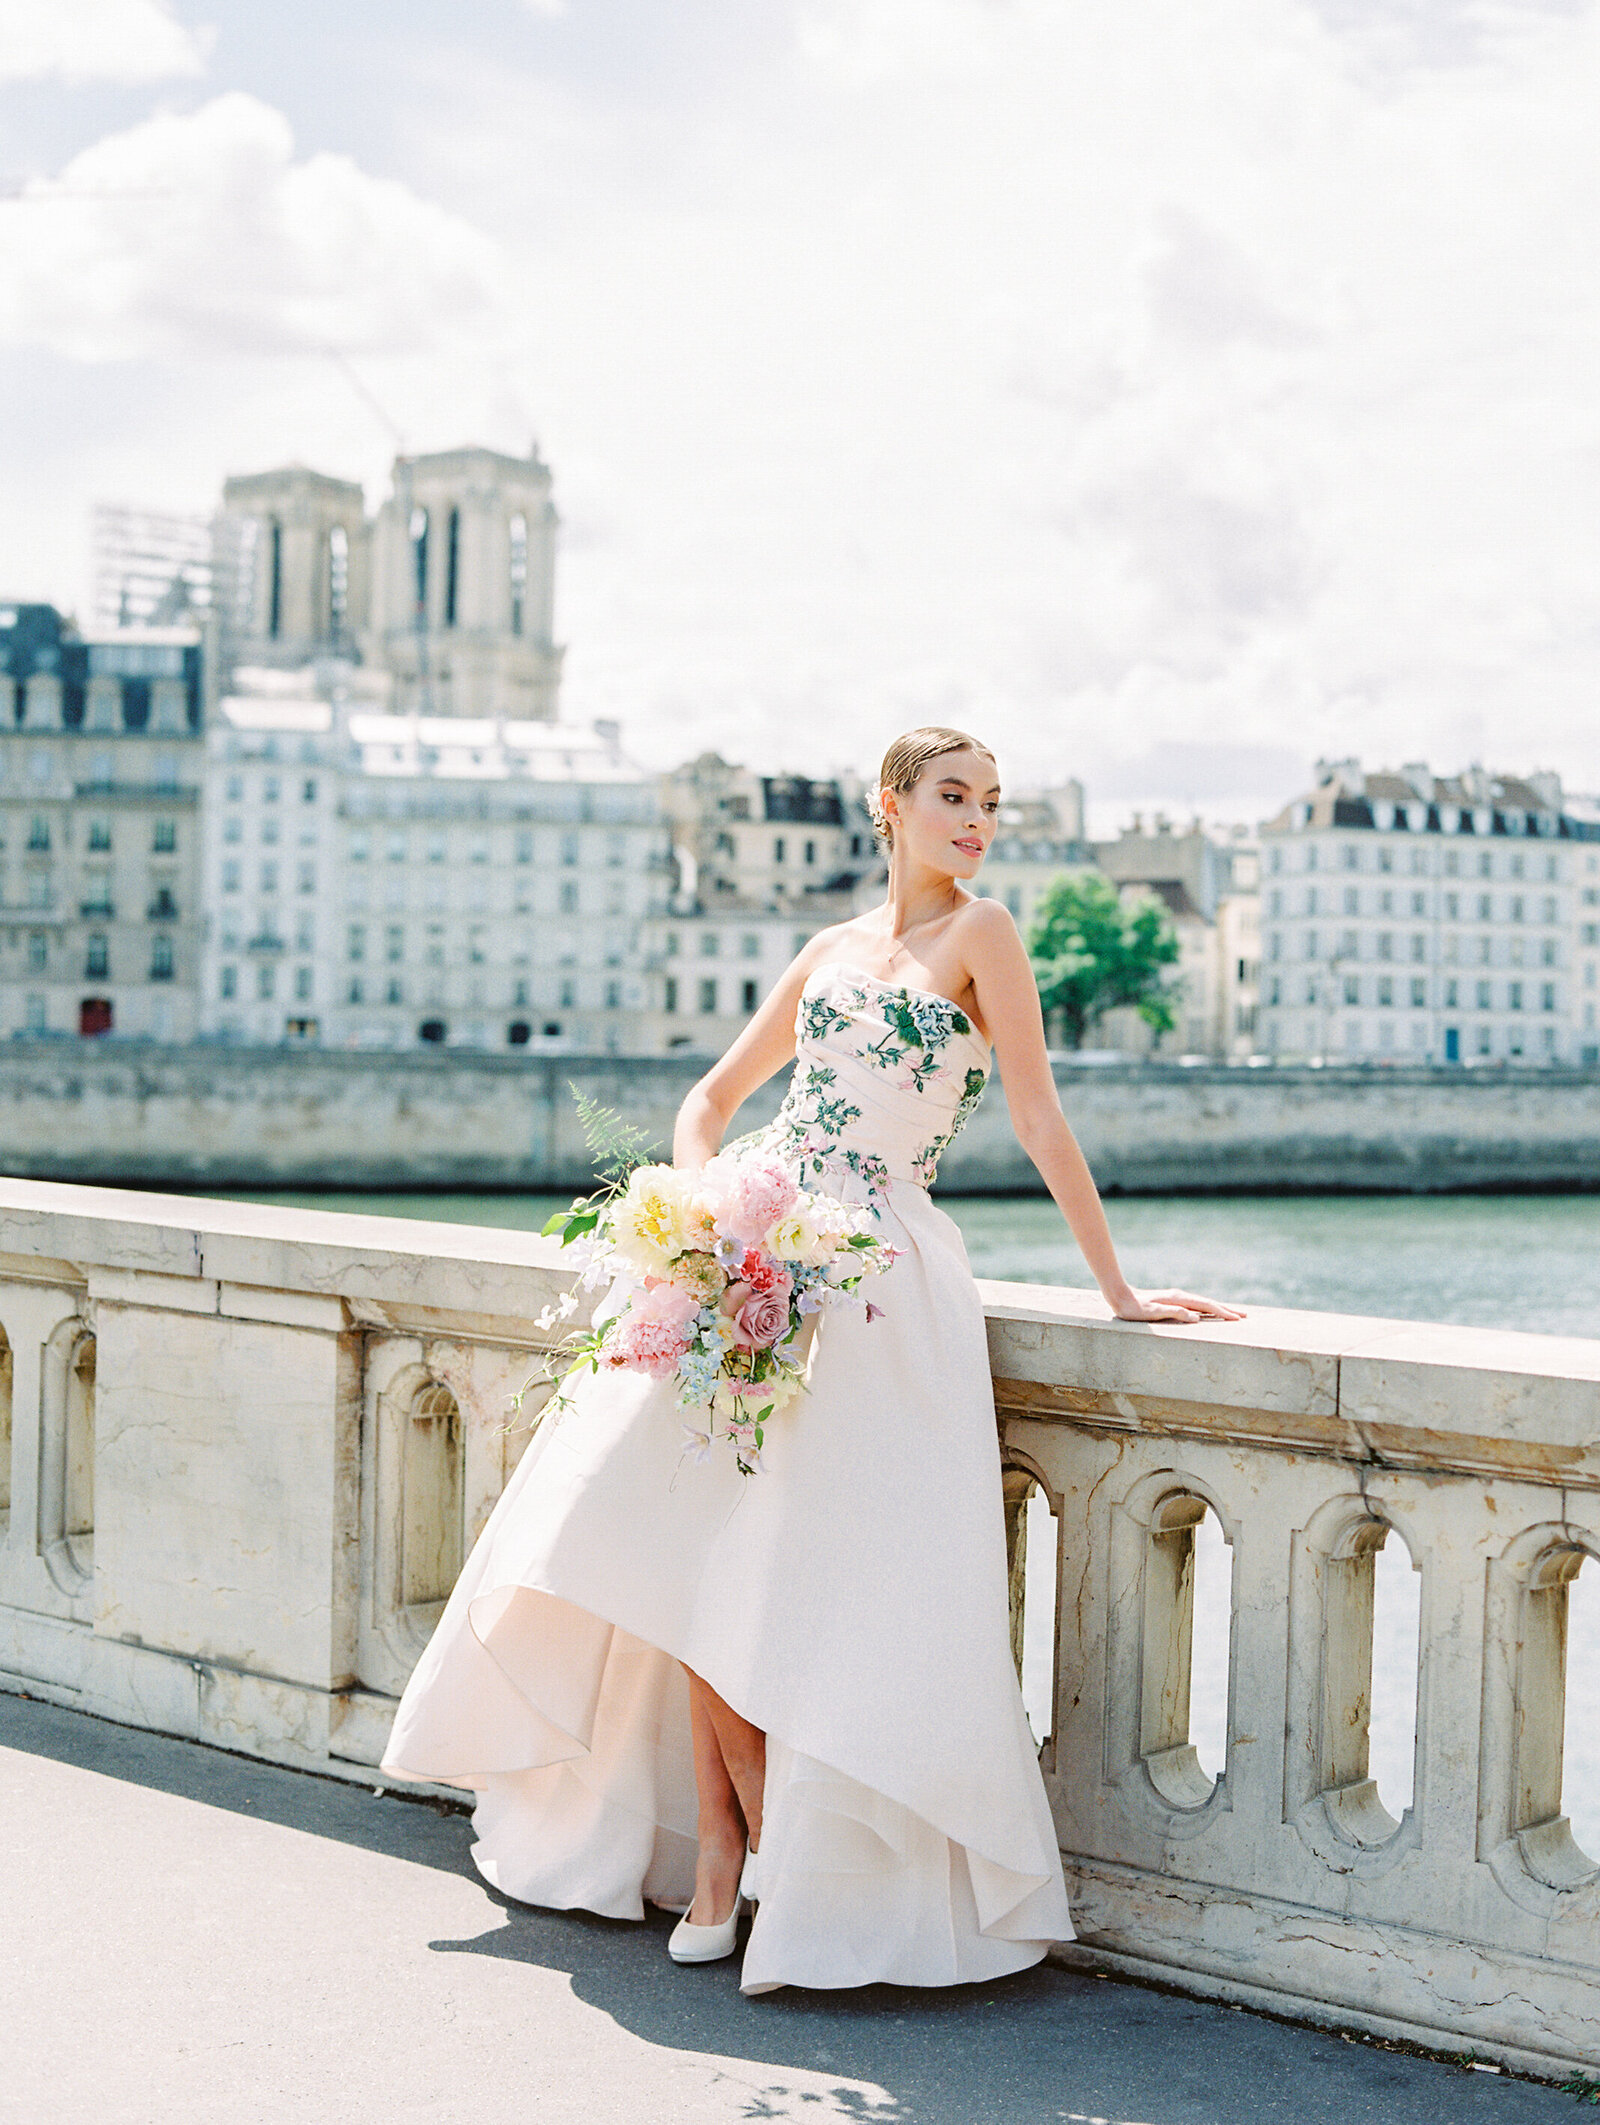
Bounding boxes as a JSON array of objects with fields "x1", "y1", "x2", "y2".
[{"x1": 382, "y1": 725, "x2": 1242, "y2": 1992}]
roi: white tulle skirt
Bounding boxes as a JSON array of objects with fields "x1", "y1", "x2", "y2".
[{"x1": 381, "y1": 1179, "x2": 1073, "y2": 1992}]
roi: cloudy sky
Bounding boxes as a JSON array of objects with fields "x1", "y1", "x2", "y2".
[{"x1": 1, "y1": 0, "x2": 1596, "y2": 825}]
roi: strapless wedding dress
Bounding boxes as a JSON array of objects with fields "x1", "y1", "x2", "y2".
[{"x1": 382, "y1": 964, "x2": 1073, "y2": 1991}]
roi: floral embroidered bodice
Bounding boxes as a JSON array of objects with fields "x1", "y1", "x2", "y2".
[{"x1": 746, "y1": 963, "x2": 991, "y2": 1198}]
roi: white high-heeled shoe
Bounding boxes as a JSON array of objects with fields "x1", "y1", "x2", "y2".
[
  {"x1": 740, "y1": 1847, "x2": 760, "y2": 1903},
  {"x1": 667, "y1": 1870, "x2": 750, "y2": 1964}
]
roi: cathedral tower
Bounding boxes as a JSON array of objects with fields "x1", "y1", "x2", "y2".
[{"x1": 367, "y1": 444, "x2": 562, "y2": 721}]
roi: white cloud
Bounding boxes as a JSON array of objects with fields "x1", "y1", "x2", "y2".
[
  {"x1": 4, "y1": 0, "x2": 1599, "y2": 819},
  {"x1": 0, "y1": 0, "x2": 207, "y2": 84},
  {"x1": 0, "y1": 92, "x2": 507, "y2": 361}
]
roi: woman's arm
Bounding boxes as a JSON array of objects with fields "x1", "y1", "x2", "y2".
[
  {"x1": 963, "y1": 901, "x2": 1242, "y2": 1325},
  {"x1": 671, "y1": 948, "x2": 826, "y2": 1171}
]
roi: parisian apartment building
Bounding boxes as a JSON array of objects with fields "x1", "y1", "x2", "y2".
[{"x1": 1258, "y1": 762, "x2": 1600, "y2": 1067}]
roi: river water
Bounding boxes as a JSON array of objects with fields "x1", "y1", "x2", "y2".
[{"x1": 237, "y1": 1185, "x2": 1600, "y2": 1853}]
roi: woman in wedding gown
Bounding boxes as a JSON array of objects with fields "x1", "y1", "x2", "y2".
[{"x1": 382, "y1": 726, "x2": 1241, "y2": 1991}]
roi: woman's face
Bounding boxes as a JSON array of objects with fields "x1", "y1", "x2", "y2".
[{"x1": 884, "y1": 748, "x2": 1001, "y2": 879}]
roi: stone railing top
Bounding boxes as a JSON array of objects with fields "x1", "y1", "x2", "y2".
[{"x1": 1, "y1": 1176, "x2": 1596, "y2": 1480}]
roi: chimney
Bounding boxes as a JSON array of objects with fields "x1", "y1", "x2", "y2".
[{"x1": 1402, "y1": 761, "x2": 1434, "y2": 802}]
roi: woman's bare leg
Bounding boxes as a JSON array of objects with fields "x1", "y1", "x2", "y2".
[{"x1": 684, "y1": 1667, "x2": 767, "y2": 1925}]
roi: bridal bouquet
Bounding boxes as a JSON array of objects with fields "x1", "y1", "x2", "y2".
[{"x1": 535, "y1": 1115, "x2": 895, "y2": 1475}]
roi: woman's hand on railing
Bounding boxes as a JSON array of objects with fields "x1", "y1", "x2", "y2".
[{"x1": 1107, "y1": 1286, "x2": 1247, "y2": 1325}]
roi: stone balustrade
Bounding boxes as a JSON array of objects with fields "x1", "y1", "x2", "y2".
[{"x1": 1, "y1": 1176, "x2": 1597, "y2": 2076}]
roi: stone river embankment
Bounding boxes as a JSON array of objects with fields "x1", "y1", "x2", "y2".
[{"x1": 0, "y1": 1042, "x2": 1596, "y2": 1193}]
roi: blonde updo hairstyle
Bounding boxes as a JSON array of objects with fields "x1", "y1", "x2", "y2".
[{"x1": 869, "y1": 726, "x2": 997, "y2": 852}]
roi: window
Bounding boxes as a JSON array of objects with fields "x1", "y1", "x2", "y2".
[
  {"x1": 699, "y1": 978, "x2": 718, "y2": 1014},
  {"x1": 425, "y1": 926, "x2": 444, "y2": 967},
  {"x1": 741, "y1": 978, "x2": 758, "y2": 1012},
  {"x1": 559, "y1": 880, "x2": 578, "y2": 914},
  {"x1": 804, "y1": 839, "x2": 816, "y2": 865},
  {"x1": 1410, "y1": 891, "x2": 1424, "y2": 916},
  {"x1": 347, "y1": 977, "x2": 363, "y2": 1005},
  {"x1": 386, "y1": 978, "x2": 403, "y2": 1006},
  {"x1": 468, "y1": 926, "x2": 485, "y2": 964},
  {"x1": 259, "y1": 862, "x2": 278, "y2": 894},
  {"x1": 1377, "y1": 933, "x2": 1393, "y2": 960},
  {"x1": 1343, "y1": 975, "x2": 1359, "y2": 1005},
  {"x1": 302, "y1": 778, "x2": 317, "y2": 803},
  {"x1": 1378, "y1": 889, "x2": 1393, "y2": 915},
  {"x1": 347, "y1": 924, "x2": 366, "y2": 962},
  {"x1": 295, "y1": 965, "x2": 313, "y2": 1002},
  {"x1": 222, "y1": 859, "x2": 240, "y2": 893},
  {"x1": 350, "y1": 832, "x2": 369, "y2": 861},
  {"x1": 1445, "y1": 892, "x2": 1458, "y2": 920},
  {"x1": 444, "y1": 506, "x2": 460, "y2": 628},
  {"x1": 1542, "y1": 984, "x2": 1556, "y2": 1012},
  {"x1": 386, "y1": 926, "x2": 404, "y2": 963},
  {"x1": 297, "y1": 862, "x2": 315, "y2": 894},
  {"x1": 1342, "y1": 845, "x2": 1359, "y2": 871},
  {"x1": 559, "y1": 977, "x2": 576, "y2": 1009},
  {"x1": 1411, "y1": 934, "x2": 1426, "y2": 963},
  {"x1": 509, "y1": 512, "x2": 528, "y2": 636},
  {"x1": 24, "y1": 993, "x2": 46, "y2": 1034},
  {"x1": 1377, "y1": 977, "x2": 1393, "y2": 1007},
  {"x1": 1445, "y1": 979, "x2": 1458, "y2": 1007},
  {"x1": 152, "y1": 819, "x2": 176, "y2": 853},
  {"x1": 220, "y1": 965, "x2": 238, "y2": 999},
  {"x1": 263, "y1": 775, "x2": 279, "y2": 803},
  {"x1": 387, "y1": 833, "x2": 406, "y2": 863},
  {"x1": 27, "y1": 932, "x2": 46, "y2": 971},
  {"x1": 1339, "y1": 928, "x2": 1358, "y2": 957},
  {"x1": 1511, "y1": 895, "x2": 1525, "y2": 923},
  {"x1": 1410, "y1": 978, "x2": 1426, "y2": 1007},
  {"x1": 1479, "y1": 852, "x2": 1492, "y2": 878},
  {"x1": 1510, "y1": 852, "x2": 1525, "y2": 880},
  {"x1": 27, "y1": 815, "x2": 49, "y2": 851},
  {"x1": 515, "y1": 830, "x2": 533, "y2": 864},
  {"x1": 224, "y1": 815, "x2": 242, "y2": 845},
  {"x1": 1477, "y1": 980, "x2": 1492, "y2": 1009},
  {"x1": 87, "y1": 819, "x2": 111, "y2": 851},
  {"x1": 150, "y1": 935, "x2": 174, "y2": 981},
  {"x1": 1542, "y1": 938, "x2": 1557, "y2": 967},
  {"x1": 560, "y1": 833, "x2": 578, "y2": 866},
  {"x1": 741, "y1": 933, "x2": 760, "y2": 960},
  {"x1": 1509, "y1": 982, "x2": 1524, "y2": 1011},
  {"x1": 226, "y1": 774, "x2": 243, "y2": 803},
  {"x1": 664, "y1": 976, "x2": 679, "y2": 1014},
  {"x1": 1543, "y1": 896, "x2": 1558, "y2": 924},
  {"x1": 773, "y1": 837, "x2": 786, "y2": 864},
  {"x1": 261, "y1": 815, "x2": 280, "y2": 847},
  {"x1": 85, "y1": 935, "x2": 108, "y2": 979},
  {"x1": 700, "y1": 931, "x2": 719, "y2": 957},
  {"x1": 1343, "y1": 887, "x2": 1358, "y2": 915},
  {"x1": 1378, "y1": 847, "x2": 1393, "y2": 873},
  {"x1": 604, "y1": 979, "x2": 621, "y2": 1009}
]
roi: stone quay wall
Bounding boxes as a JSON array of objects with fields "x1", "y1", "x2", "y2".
[
  {"x1": 0, "y1": 1042, "x2": 1597, "y2": 1193},
  {"x1": 1, "y1": 1174, "x2": 1598, "y2": 2074}
]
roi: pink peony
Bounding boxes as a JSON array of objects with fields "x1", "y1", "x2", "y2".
[
  {"x1": 637, "y1": 1277, "x2": 701, "y2": 1329},
  {"x1": 607, "y1": 1312, "x2": 692, "y2": 1380},
  {"x1": 718, "y1": 1155, "x2": 800, "y2": 1246},
  {"x1": 731, "y1": 1287, "x2": 790, "y2": 1351}
]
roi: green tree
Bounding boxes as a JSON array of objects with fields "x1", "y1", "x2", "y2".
[{"x1": 1027, "y1": 873, "x2": 1182, "y2": 1050}]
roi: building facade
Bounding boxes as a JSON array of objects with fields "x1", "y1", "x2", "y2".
[
  {"x1": 200, "y1": 674, "x2": 667, "y2": 1053},
  {"x1": 1258, "y1": 762, "x2": 1595, "y2": 1066},
  {"x1": 0, "y1": 603, "x2": 207, "y2": 1042}
]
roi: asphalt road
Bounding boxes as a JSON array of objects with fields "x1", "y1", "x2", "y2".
[{"x1": 0, "y1": 1694, "x2": 1577, "y2": 2125}]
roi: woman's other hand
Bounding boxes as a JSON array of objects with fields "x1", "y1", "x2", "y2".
[{"x1": 1108, "y1": 1288, "x2": 1247, "y2": 1325}]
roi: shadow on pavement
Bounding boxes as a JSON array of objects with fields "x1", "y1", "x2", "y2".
[{"x1": 3, "y1": 1692, "x2": 1573, "y2": 2125}]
